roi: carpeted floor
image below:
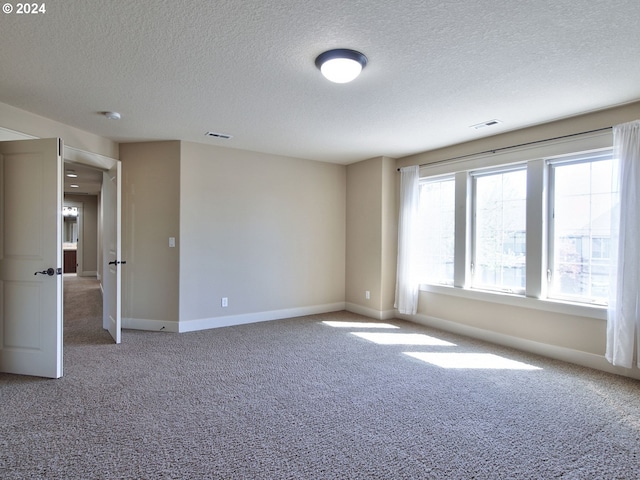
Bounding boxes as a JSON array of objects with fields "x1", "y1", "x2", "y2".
[{"x1": 1, "y1": 275, "x2": 639, "y2": 479}]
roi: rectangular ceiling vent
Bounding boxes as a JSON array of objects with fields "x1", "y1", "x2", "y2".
[
  {"x1": 470, "y1": 119, "x2": 502, "y2": 130},
  {"x1": 205, "y1": 131, "x2": 233, "y2": 139}
]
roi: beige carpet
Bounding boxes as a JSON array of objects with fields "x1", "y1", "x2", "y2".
[{"x1": 1, "y1": 275, "x2": 639, "y2": 479}]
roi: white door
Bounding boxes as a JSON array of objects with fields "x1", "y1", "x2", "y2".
[
  {"x1": 102, "y1": 162, "x2": 122, "y2": 343},
  {"x1": 0, "y1": 138, "x2": 63, "y2": 378}
]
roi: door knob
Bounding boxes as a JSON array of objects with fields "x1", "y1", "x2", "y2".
[
  {"x1": 34, "y1": 267, "x2": 62, "y2": 276},
  {"x1": 108, "y1": 260, "x2": 127, "y2": 265}
]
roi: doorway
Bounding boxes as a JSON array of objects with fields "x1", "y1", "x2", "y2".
[
  {"x1": 63, "y1": 201, "x2": 82, "y2": 274},
  {"x1": 63, "y1": 162, "x2": 106, "y2": 345}
]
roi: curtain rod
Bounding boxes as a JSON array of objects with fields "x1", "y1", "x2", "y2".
[{"x1": 396, "y1": 126, "x2": 612, "y2": 172}]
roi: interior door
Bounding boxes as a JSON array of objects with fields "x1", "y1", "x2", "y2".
[
  {"x1": 0, "y1": 138, "x2": 63, "y2": 378},
  {"x1": 103, "y1": 162, "x2": 122, "y2": 343}
]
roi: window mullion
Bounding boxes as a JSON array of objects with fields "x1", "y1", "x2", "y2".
[
  {"x1": 525, "y1": 159, "x2": 547, "y2": 298},
  {"x1": 453, "y1": 171, "x2": 470, "y2": 288}
]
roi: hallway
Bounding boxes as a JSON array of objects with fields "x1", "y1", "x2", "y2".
[{"x1": 63, "y1": 275, "x2": 112, "y2": 346}]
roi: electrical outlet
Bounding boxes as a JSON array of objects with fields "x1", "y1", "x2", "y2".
[
  {"x1": 365, "y1": 290, "x2": 370, "y2": 300},
  {"x1": 221, "y1": 297, "x2": 228, "y2": 308}
]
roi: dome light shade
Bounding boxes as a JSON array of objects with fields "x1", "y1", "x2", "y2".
[
  {"x1": 102, "y1": 111, "x2": 121, "y2": 120},
  {"x1": 315, "y1": 49, "x2": 367, "y2": 83}
]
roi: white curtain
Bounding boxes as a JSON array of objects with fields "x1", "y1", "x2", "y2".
[
  {"x1": 606, "y1": 120, "x2": 640, "y2": 368},
  {"x1": 394, "y1": 165, "x2": 420, "y2": 315}
]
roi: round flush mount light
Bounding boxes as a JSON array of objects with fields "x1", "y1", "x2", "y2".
[
  {"x1": 315, "y1": 49, "x2": 367, "y2": 83},
  {"x1": 102, "y1": 111, "x2": 121, "y2": 120}
]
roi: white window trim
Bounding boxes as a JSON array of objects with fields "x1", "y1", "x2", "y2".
[
  {"x1": 470, "y1": 164, "x2": 527, "y2": 295},
  {"x1": 420, "y1": 283, "x2": 606, "y2": 320},
  {"x1": 545, "y1": 150, "x2": 615, "y2": 305},
  {"x1": 417, "y1": 129, "x2": 613, "y2": 320},
  {"x1": 417, "y1": 174, "x2": 456, "y2": 286}
]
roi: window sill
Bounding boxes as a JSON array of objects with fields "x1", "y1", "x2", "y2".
[{"x1": 419, "y1": 283, "x2": 606, "y2": 320}]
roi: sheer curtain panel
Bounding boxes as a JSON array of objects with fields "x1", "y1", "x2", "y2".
[
  {"x1": 394, "y1": 165, "x2": 420, "y2": 315},
  {"x1": 607, "y1": 120, "x2": 640, "y2": 368}
]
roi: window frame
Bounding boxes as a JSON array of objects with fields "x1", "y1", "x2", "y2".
[
  {"x1": 414, "y1": 129, "x2": 613, "y2": 320},
  {"x1": 416, "y1": 174, "x2": 456, "y2": 286},
  {"x1": 470, "y1": 164, "x2": 528, "y2": 295},
  {"x1": 546, "y1": 150, "x2": 616, "y2": 305}
]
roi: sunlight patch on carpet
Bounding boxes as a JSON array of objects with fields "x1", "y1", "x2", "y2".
[
  {"x1": 322, "y1": 321, "x2": 399, "y2": 329},
  {"x1": 404, "y1": 352, "x2": 542, "y2": 370},
  {"x1": 352, "y1": 332, "x2": 457, "y2": 346}
]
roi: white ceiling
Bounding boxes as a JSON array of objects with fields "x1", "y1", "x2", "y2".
[
  {"x1": 63, "y1": 162, "x2": 103, "y2": 195},
  {"x1": 1, "y1": 0, "x2": 639, "y2": 165}
]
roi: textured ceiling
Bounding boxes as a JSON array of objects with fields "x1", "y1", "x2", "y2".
[{"x1": 1, "y1": 0, "x2": 639, "y2": 164}]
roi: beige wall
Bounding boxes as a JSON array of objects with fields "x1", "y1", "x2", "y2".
[
  {"x1": 179, "y1": 141, "x2": 346, "y2": 324},
  {"x1": 398, "y1": 101, "x2": 640, "y2": 170},
  {"x1": 380, "y1": 157, "x2": 398, "y2": 313},
  {"x1": 394, "y1": 101, "x2": 640, "y2": 378},
  {"x1": 119, "y1": 141, "x2": 181, "y2": 323},
  {"x1": 345, "y1": 156, "x2": 397, "y2": 318},
  {"x1": 417, "y1": 291, "x2": 604, "y2": 354},
  {"x1": 65, "y1": 194, "x2": 99, "y2": 274}
]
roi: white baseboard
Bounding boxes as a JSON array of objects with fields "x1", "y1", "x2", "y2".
[
  {"x1": 178, "y1": 302, "x2": 346, "y2": 333},
  {"x1": 123, "y1": 303, "x2": 346, "y2": 334},
  {"x1": 123, "y1": 317, "x2": 180, "y2": 333},
  {"x1": 346, "y1": 302, "x2": 396, "y2": 321},
  {"x1": 397, "y1": 312, "x2": 640, "y2": 381}
]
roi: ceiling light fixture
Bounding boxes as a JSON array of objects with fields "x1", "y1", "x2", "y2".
[
  {"x1": 102, "y1": 111, "x2": 121, "y2": 120},
  {"x1": 315, "y1": 49, "x2": 367, "y2": 83}
]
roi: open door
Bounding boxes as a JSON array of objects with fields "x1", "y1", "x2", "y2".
[
  {"x1": 0, "y1": 138, "x2": 63, "y2": 378},
  {"x1": 102, "y1": 162, "x2": 122, "y2": 343}
]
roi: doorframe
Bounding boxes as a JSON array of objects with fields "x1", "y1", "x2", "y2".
[{"x1": 63, "y1": 199, "x2": 83, "y2": 275}]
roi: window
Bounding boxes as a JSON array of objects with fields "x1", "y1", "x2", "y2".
[
  {"x1": 548, "y1": 152, "x2": 616, "y2": 304},
  {"x1": 413, "y1": 130, "x2": 615, "y2": 310},
  {"x1": 416, "y1": 176, "x2": 455, "y2": 285},
  {"x1": 472, "y1": 167, "x2": 527, "y2": 293}
]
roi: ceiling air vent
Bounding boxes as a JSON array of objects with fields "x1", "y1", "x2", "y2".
[
  {"x1": 470, "y1": 119, "x2": 502, "y2": 130},
  {"x1": 205, "y1": 131, "x2": 233, "y2": 140}
]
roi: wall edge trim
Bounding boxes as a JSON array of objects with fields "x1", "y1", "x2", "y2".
[{"x1": 346, "y1": 302, "x2": 395, "y2": 320}]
